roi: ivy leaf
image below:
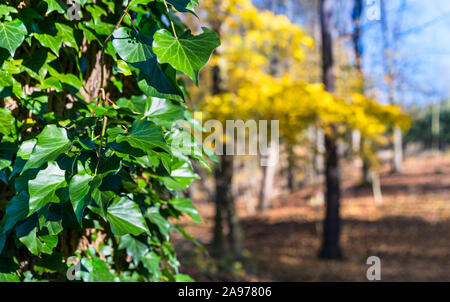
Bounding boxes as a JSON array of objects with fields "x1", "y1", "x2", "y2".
[
  {"x1": 175, "y1": 274, "x2": 194, "y2": 282},
  {"x1": 116, "y1": 120, "x2": 169, "y2": 154},
  {"x1": 20, "y1": 48, "x2": 48, "y2": 82},
  {"x1": 55, "y1": 23, "x2": 79, "y2": 51},
  {"x1": 152, "y1": 27, "x2": 220, "y2": 85},
  {"x1": 106, "y1": 196, "x2": 148, "y2": 236},
  {"x1": 37, "y1": 77, "x2": 63, "y2": 92},
  {"x1": 146, "y1": 207, "x2": 171, "y2": 240},
  {"x1": 141, "y1": 251, "x2": 161, "y2": 281},
  {"x1": 135, "y1": 59, "x2": 184, "y2": 102},
  {"x1": 28, "y1": 162, "x2": 68, "y2": 215},
  {"x1": 159, "y1": 159, "x2": 200, "y2": 190},
  {"x1": 130, "y1": 0, "x2": 155, "y2": 6},
  {"x1": 0, "y1": 5, "x2": 18, "y2": 19},
  {"x1": 85, "y1": 4, "x2": 107, "y2": 22},
  {"x1": 165, "y1": 0, "x2": 198, "y2": 14},
  {"x1": 34, "y1": 33, "x2": 62, "y2": 56},
  {"x1": 15, "y1": 216, "x2": 58, "y2": 255},
  {"x1": 112, "y1": 27, "x2": 153, "y2": 63},
  {"x1": 0, "y1": 143, "x2": 16, "y2": 171},
  {"x1": 112, "y1": 27, "x2": 183, "y2": 100},
  {"x1": 169, "y1": 197, "x2": 201, "y2": 222},
  {"x1": 23, "y1": 125, "x2": 72, "y2": 172},
  {"x1": 118, "y1": 234, "x2": 148, "y2": 265},
  {"x1": 0, "y1": 108, "x2": 14, "y2": 137},
  {"x1": 80, "y1": 257, "x2": 115, "y2": 282},
  {"x1": 69, "y1": 173, "x2": 94, "y2": 223},
  {"x1": 144, "y1": 97, "x2": 184, "y2": 127},
  {"x1": 43, "y1": 0, "x2": 67, "y2": 14},
  {"x1": 0, "y1": 273, "x2": 20, "y2": 282},
  {"x1": 0, "y1": 192, "x2": 29, "y2": 253},
  {"x1": 0, "y1": 19, "x2": 27, "y2": 56}
]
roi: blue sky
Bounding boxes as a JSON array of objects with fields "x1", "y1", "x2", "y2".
[{"x1": 361, "y1": 0, "x2": 450, "y2": 107}]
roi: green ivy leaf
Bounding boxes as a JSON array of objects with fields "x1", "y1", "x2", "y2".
[
  {"x1": 118, "y1": 234, "x2": 148, "y2": 265},
  {"x1": 152, "y1": 27, "x2": 220, "y2": 85},
  {"x1": 15, "y1": 216, "x2": 58, "y2": 255},
  {"x1": 0, "y1": 273, "x2": 20, "y2": 282},
  {"x1": 146, "y1": 207, "x2": 171, "y2": 239},
  {"x1": 0, "y1": 19, "x2": 27, "y2": 56},
  {"x1": 0, "y1": 142, "x2": 16, "y2": 170},
  {"x1": 34, "y1": 33, "x2": 62, "y2": 56},
  {"x1": 112, "y1": 27, "x2": 183, "y2": 100},
  {"x1": 170, "y1": 197, "x2": 201, "y2": 222},
  {"x1": 136, "y1": 60, "x2": 184, "y2": 101},
  {"x1": 23, "y1": 125, "x2": 72, "y2": 172},
  {"x1": 159, "y1": 159, "x2": 199, "y2": 190},
  {"x1": 43, "y1": 0, "x2": 67, "y2": 14},
  {"x1": 55, "y1": 23, "x2": 79, "y2": 51},
  {"x1": 112, "y1": 27, "x2": 153, "y2": 63},
  {"x1": 175, "y1": 273, "x2": 194, "y2": 282},
  {"x1": 28, "y1": 162, "x2": 68, "y2": 215},
  {"x1": 69, "y1": 173, "x2": 95, "y2": 223},
  {"x1": 0, "y1": 192, "x2": 29, "y2": 253},
  {"x1": 0, "y1": 5, "x2": 18, "y2": 19},
  {"x1": 0, "y1": 108, "x2": 14, "y2": 137},
  {"x1": 116, "y1": 119, "x2": 169, "y2": 154},
  {"x1": 141, "y1": 251, "x2": 161, "y2": 281},
  {"x1": 165, "y1": 0, "x2": 198, "y2": 14},
  {"x1": 80, "y1": 257, "x2": 115, "y2": 282},
  {"x1": 106, "y1": 196, "x2": 148, "y2": 236},
  {"x1": 144, "y1": 97, "x2": 184, "y2": 127}
]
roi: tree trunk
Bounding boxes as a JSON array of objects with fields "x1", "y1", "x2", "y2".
[
  {"x1": 213, "y1": 154, "x2": 242, "y2": 257},
  {"x1": 432, "y1": 102, "x2": 440, "y2": 152},
  {"x1": 352, "y1": 0, "x2": 373, "y2": 185},
  {"x1": 210, "y1": 33, "x2": 242, "y2": 257},
  {"x1": 287, "y1": 145, "x2": 296, "y2": 192},
  {"x1": 380, "y1": 0, "x2": 404, "y2": 173},
  {"x1": 318, "y1": 0, "x2": 343, "y2": 260},
  {"x1": 362, "y1": 155, "x2": 372, "y2": 185},
  {"x1": 319, "y1": 134, "x2": 342, "y2": 259},
  {"x1": 258, "y1": 142, "x2": 277, "y2": 211},
  {"x1": 392, "y1": 126, "x2": 403, "y2": 173}
]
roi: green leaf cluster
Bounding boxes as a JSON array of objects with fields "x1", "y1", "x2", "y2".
[{"x1": 0, "y1": 0, "x2": 219, "y2": 282}]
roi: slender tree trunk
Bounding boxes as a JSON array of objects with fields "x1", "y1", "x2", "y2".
[
  {"x1": 210, "y1": 32, "x2": 242, "y2": 257},
  {"x1": 352, "y1": 0, "x2": 373, "y2": 185},
  {"x1": 287, "y1": 145, "x2": 296, "y2": 192},
  {"x1": 380, "y1": 0, "x2": 404, "y2": 173},
  {"x1": 318, "y1": 0, "x2": 343, "y2": 260},
  {"x1": 258, "y1": 142, "x2": 277, "y2": 211},
  {"x1": 211, "y1": 43, "x2": 225, "y2": 255},
  {"x1": 213, "y1": 154, "x2": 236, "y2": 256},
  {"x1": 393, "y1": 126, "x2": 403, "y2": 173},
  {"x1": 362, "y1": 154, "x2": 372, "y2": 185},
  {"x1": 432, "y1": 102, "x2": 440, "y2": 152}
]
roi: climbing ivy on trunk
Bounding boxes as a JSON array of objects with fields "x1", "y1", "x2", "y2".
[{"x1": 0, "y1": 0, "x2": 219, "y2": 281}]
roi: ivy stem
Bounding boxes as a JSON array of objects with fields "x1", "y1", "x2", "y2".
[
  {"x1": 95, "y1": 2, "x2": 132, "y2": 162},
  {"x1": 162, "y1": 0, "x2": 178, "y2": 39},
  {"x1": 99, "y1": 2, "x2": 132, "y2": 101},
  {"x1": 125, "y1": 11, "x2": 140, "y2": 34}
]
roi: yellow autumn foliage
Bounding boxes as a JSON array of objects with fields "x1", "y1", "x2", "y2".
[{"x1": 192, "y1": 0, "x2": 410, "y2": 162}]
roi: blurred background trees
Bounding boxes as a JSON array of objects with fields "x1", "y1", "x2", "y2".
[{"x1": 182, "y1": 0, "x2": 412, "y2": 262}]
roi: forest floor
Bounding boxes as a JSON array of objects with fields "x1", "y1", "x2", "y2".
[{"x1": 172, "y1": 153, "x2": 450, "y2": 281}]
